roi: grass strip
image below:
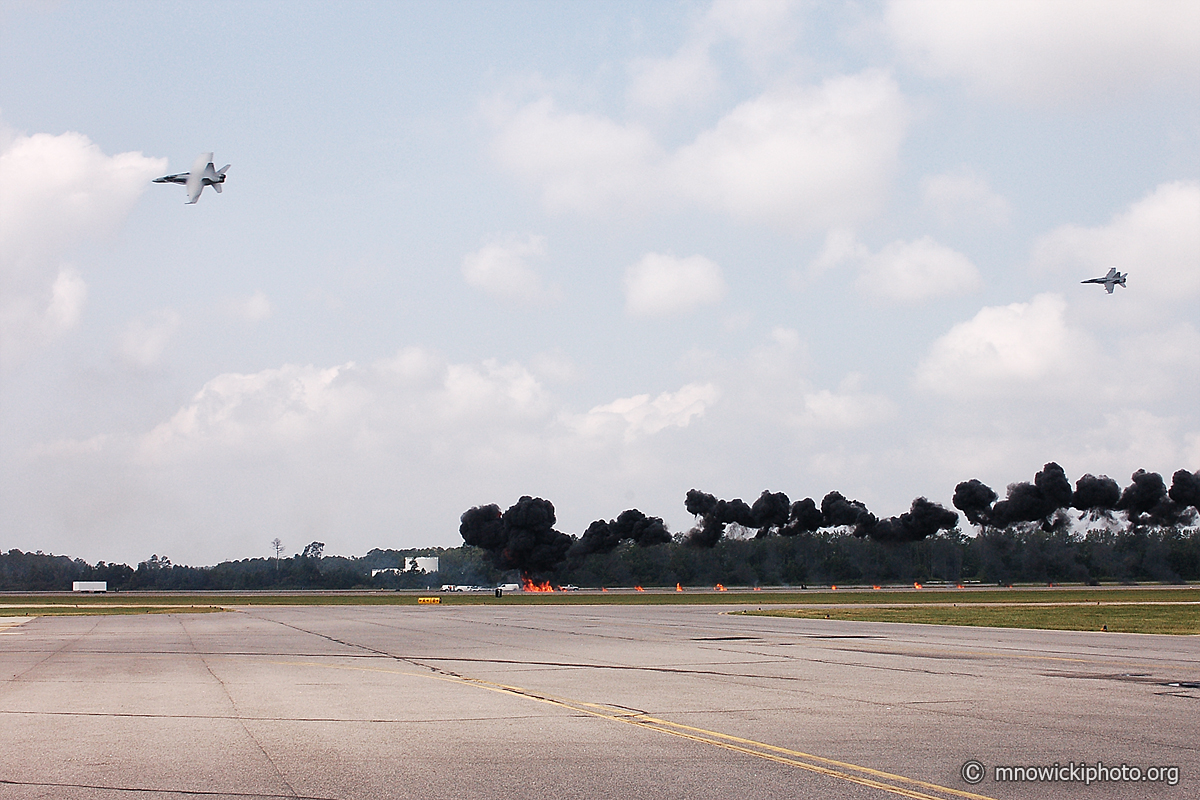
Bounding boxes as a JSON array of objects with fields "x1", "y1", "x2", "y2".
[
  {"x1": 2, "y1": 605, "x2": 226, "y2": 616},
  {"x1": 739, "y1": 604, "x2": 1200, "y2": 635},
  {"x1": 0, "y1": 586, "x2": 1195, "y2": 611}
]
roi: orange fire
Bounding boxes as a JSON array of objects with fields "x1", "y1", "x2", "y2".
[
  {"x1": 913, "y1": 581, "x2": 923, "y2": 589},
  {"x1": 831, "y1": 585, "x2": 837, "y2": 590},
  {"x1": 634, "y1": 585, "x2": 645, "y2": 592},
  {"x1": 715, "y1": 584, "x2": 727, "y2": 591},
  {"x1": 872, "y1": 585, "x2": 881, "y2": 590},
  {"x1": 676, "y1": 583, "x2": 683, "y2": 592},
  {"x1": 521, "y1": 575, "x2": 555, "y2": 592},
  {"x1": 753, "y1": 586, "x2": 761, "y2": 591},
  {"x1": 956, "y1": 583, "x2": 964, "y2": 589},
  {"x1": 601, "y1": 587, "x2": 608, "y2": 592}
]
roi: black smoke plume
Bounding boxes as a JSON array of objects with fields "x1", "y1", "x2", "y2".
[
  {"x1": 459, "y1": 496, "x2": 573, "y2": 579},
  {"x1": 571, "y1": 508, "x2": 670, "y2": 558},
  {"x1": 989, "y1": 462, "x2": 1071, "y2": 527},
  {"x1": 685, "y1": 489, "x2": 718, "y2": 518},
  {"x1": 750, "y1": 491, "x2": 791, "y2": 536},
  {"x1": 820, "y1": 491, "x2": 876, "y2": 530},
  {"x1": 952, "y1": 479, "x2": 997, "y2": 526},
  {"x1": 782, "y1": 497, "x2": 823, "y2": 536},
  {"x1": 1168, "y1": 469, "x2": 1200, "y2": 509},
  {"x1": 860, "y1": 497, "x2": 959, "y2": 543},
  {"x1": 1071, "y1": 474, "x2": 1120, "y2": 513},
  {"x1": 1115, "y1": 469, "x2": 1192, "y2": 527},
  {"x1": 1116, "y1": 470, "x2": 1167, "y2": 516},
  {"x1": 683, "y1": 490, "x2": 758, "y2": 547}
]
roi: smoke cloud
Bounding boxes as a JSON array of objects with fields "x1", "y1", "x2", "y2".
[
  {"x1": 1071, "y1": 474, "x2": 1120, "y2": 514},
  {"x1": 459, "y1": 496, "x2": 574, "y2": 579},
  {"x1": 684, "y1": 488, "x2": 954, "y2": 546},
  {"x1": 953, "y1": 478, "x2": 997, "y2": 526},
  {"x1": 860, "y1": 497, "x2": 958, "y2": 543},
  {"x1": 1169, "y1": 469, "x2": 1200, "y2": 509},
  {"x1": 820, "y1": 491, "x2": 876, "y2": 530},
  {"x1": 570, "y1": 508, "x2": 671, "y2": 558},
  {"x1": 989, "y1": 462, "x2": 1071, "y2": 527}
]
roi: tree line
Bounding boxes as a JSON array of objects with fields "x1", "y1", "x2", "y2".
[{"x1": 2, "y1": 466, "x2": 1196, "y2": 591}]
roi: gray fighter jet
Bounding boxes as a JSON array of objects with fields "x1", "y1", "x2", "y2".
[
  {"x1": 1081, "y1": 266, "x2": 1127, "y2": 293},
  {"x1": 153, "y1": 152, "x2": 229, "y2": 204}
]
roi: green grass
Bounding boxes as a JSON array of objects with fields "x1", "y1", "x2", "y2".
[
  {"x1": 738, "y1": 604, "x2": 1200, "y2": 635},
  {"x1": 0, "y1": 605, "x2": 226, "y2": 616},
  {"x1": 1, "y1": 584, "x2": 1196, "y2": 615}
]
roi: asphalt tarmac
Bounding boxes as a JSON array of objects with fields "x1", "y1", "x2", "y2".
[{"x1": 0, "y1": 605, "x2": 1195, "y2": 799}]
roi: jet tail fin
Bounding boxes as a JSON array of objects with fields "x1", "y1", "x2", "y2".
[{"x1": 213, "y1": 184, "x2": 222, "y2": 193}]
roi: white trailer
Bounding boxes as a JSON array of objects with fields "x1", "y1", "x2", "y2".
[{"x1": 72, "y1": 581, "x2": 107, "y2": 593}]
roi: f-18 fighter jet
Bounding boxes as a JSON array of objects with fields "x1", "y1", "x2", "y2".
[
  {"x1": 153, "y1": 152, "x2": 229, "y2": 204},
  {"x1": 1081, "y1": 267, "x2": 1127, "y2": 293}
]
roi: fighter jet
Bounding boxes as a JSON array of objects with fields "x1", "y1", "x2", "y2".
[
  {"x1": 1081, "y1": 267, "x2": 1127, "y2": 293},
  {"x1": 153, "y1": 152, "x2": 229, "y2": 204}
]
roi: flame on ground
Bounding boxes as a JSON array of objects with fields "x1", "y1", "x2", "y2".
[
  {"x1": 634, "y1": 585, "x2": 645, "y2": 592},
  {"x1": 956, "y1": 583, "x2": 965, "y2": 589},
  {"x1": 831, "y1": 585, "x2": 837, "y2": 590},
  {"x1": 913, "y1": 582, "x2": 923, "y2": 589},
  {"x1": 715, "y1": 584, "x2": 726, "y2": 591},
  {"x1": 676, "y1": 583, "x2": 683, "y2": 592},
  {"x1": 872, "y1": 585, "x2": 881, "y2": 590},
  {"x1": 522, "y1": 576, "x2": 555, "y2": 592}
]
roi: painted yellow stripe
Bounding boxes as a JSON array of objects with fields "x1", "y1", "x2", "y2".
[{"x1": 270, "y1": 659, "x2": 997, "y2": 800}]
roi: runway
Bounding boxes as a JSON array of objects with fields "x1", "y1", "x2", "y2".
[{"x1": 0, "y1": 605, "x2": 1195, "y2": 799}]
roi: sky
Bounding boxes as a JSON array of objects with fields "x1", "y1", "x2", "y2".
[{"x1": 1, "y1": 0, "x2": 1197, "y2": 566}]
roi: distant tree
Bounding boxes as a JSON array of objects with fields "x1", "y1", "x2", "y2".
[
  {"x1": 300, "y1": 542, "x2": 324, "y2": 559},
  {"x1": 271, "y1": 538, "x2": 284, "y2": 571}
]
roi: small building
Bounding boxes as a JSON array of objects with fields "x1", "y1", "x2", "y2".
[
  {"x1": 408, "y1": 557, "x2": 439, "y2": 573},
  {"x1": 72, "y1": 581, "x2": 107, "y2": 593}
]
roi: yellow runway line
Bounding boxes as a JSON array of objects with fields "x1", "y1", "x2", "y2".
[{"x1": 272, "y1": 659, "x2": 996, "y2": 800}]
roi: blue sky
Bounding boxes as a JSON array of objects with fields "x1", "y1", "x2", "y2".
[{"x1": 2, "y1": 1, "x2": 1197, "y2": 565}]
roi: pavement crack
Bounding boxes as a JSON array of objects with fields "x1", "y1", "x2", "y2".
[
  {"x1": 177, "y1": 617, "x2": 300, "y2": 798},
  {"x1": 0, "y1": 778, "x2": 336, "y2": 798}
]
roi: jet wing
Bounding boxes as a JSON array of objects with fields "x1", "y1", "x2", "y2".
[
  {"x1": 185, "y1": 152, "x2": 213, "y2": 204},
  {"x1": 152, "y1": 171, "x2": 190, "y2": 185},
  {"x1": 1105, "y1": 282, "x2": 1115, "y2": 293},
  {"x1": 1104, "y1": 266, "x2": 1118, "y2": 279}
]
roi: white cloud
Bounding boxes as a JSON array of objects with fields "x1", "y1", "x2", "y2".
[
  {"x1": 0, "y1": 128, "x2": 164, "y2": 366},
  {"x1": 571, "y1": 382, "x2": 719, "y2": 442},
  {"x1": 887, "y1": 0, "x2": 1200, "y2": 104},
  {"x1": 807, "y1": 230, "x2": 980, "y2": 303},
  {"x1": 793, "y1": 381, "x2": 897, "y2": 431},
  {"x1": 490, "y1": 70, "x2": 909, "y2": 228},
  {"x1": 920, "y1": 169, "x2": 1011, "y2": 226},
  {"x1": 624, "y1": 252, "x2": 726, "y2": 316},
  {"x1": 45, "y1": 268, "x2": 87, "y2": 330},
  {"x1": 487, "y1": 98, "x2": 663, "y2": 213},
  {"x1": 626, "y1": 0, "x2": 801, "y2": 111},
  {"x1": 628, "y1": 43, "x2": 720, "y2": 112},
  {"x1": 226, "y1": 290, "x2": 273, "y2": 322},
  {"x1": 118, "y1": 309, "x2": 182, "y2": 369},
  {"x1": 672, "y1": 72, "x2": 909, "y2": 226},
  {"x1": 807, "y1": 228, "x2": 868, "y2": 275},
  {"x1": 705, "y1": 0, "x2": 800, "y2": 66},
  {"x1": 462, "y1": 234, "x2": 559, "y2": 303},
  {"x1": 915, "y1": 293, "x2": 1095, "y2": 396},
  {"x1": 1031, "y1": 180, "x2": 1200, "y2": 315},
  {"x1": 855, "y1": 236, "x2": 981, "y2": 303},
  {"x1": 24, "y1": 349, "x2": 732, "y2": 562}
]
